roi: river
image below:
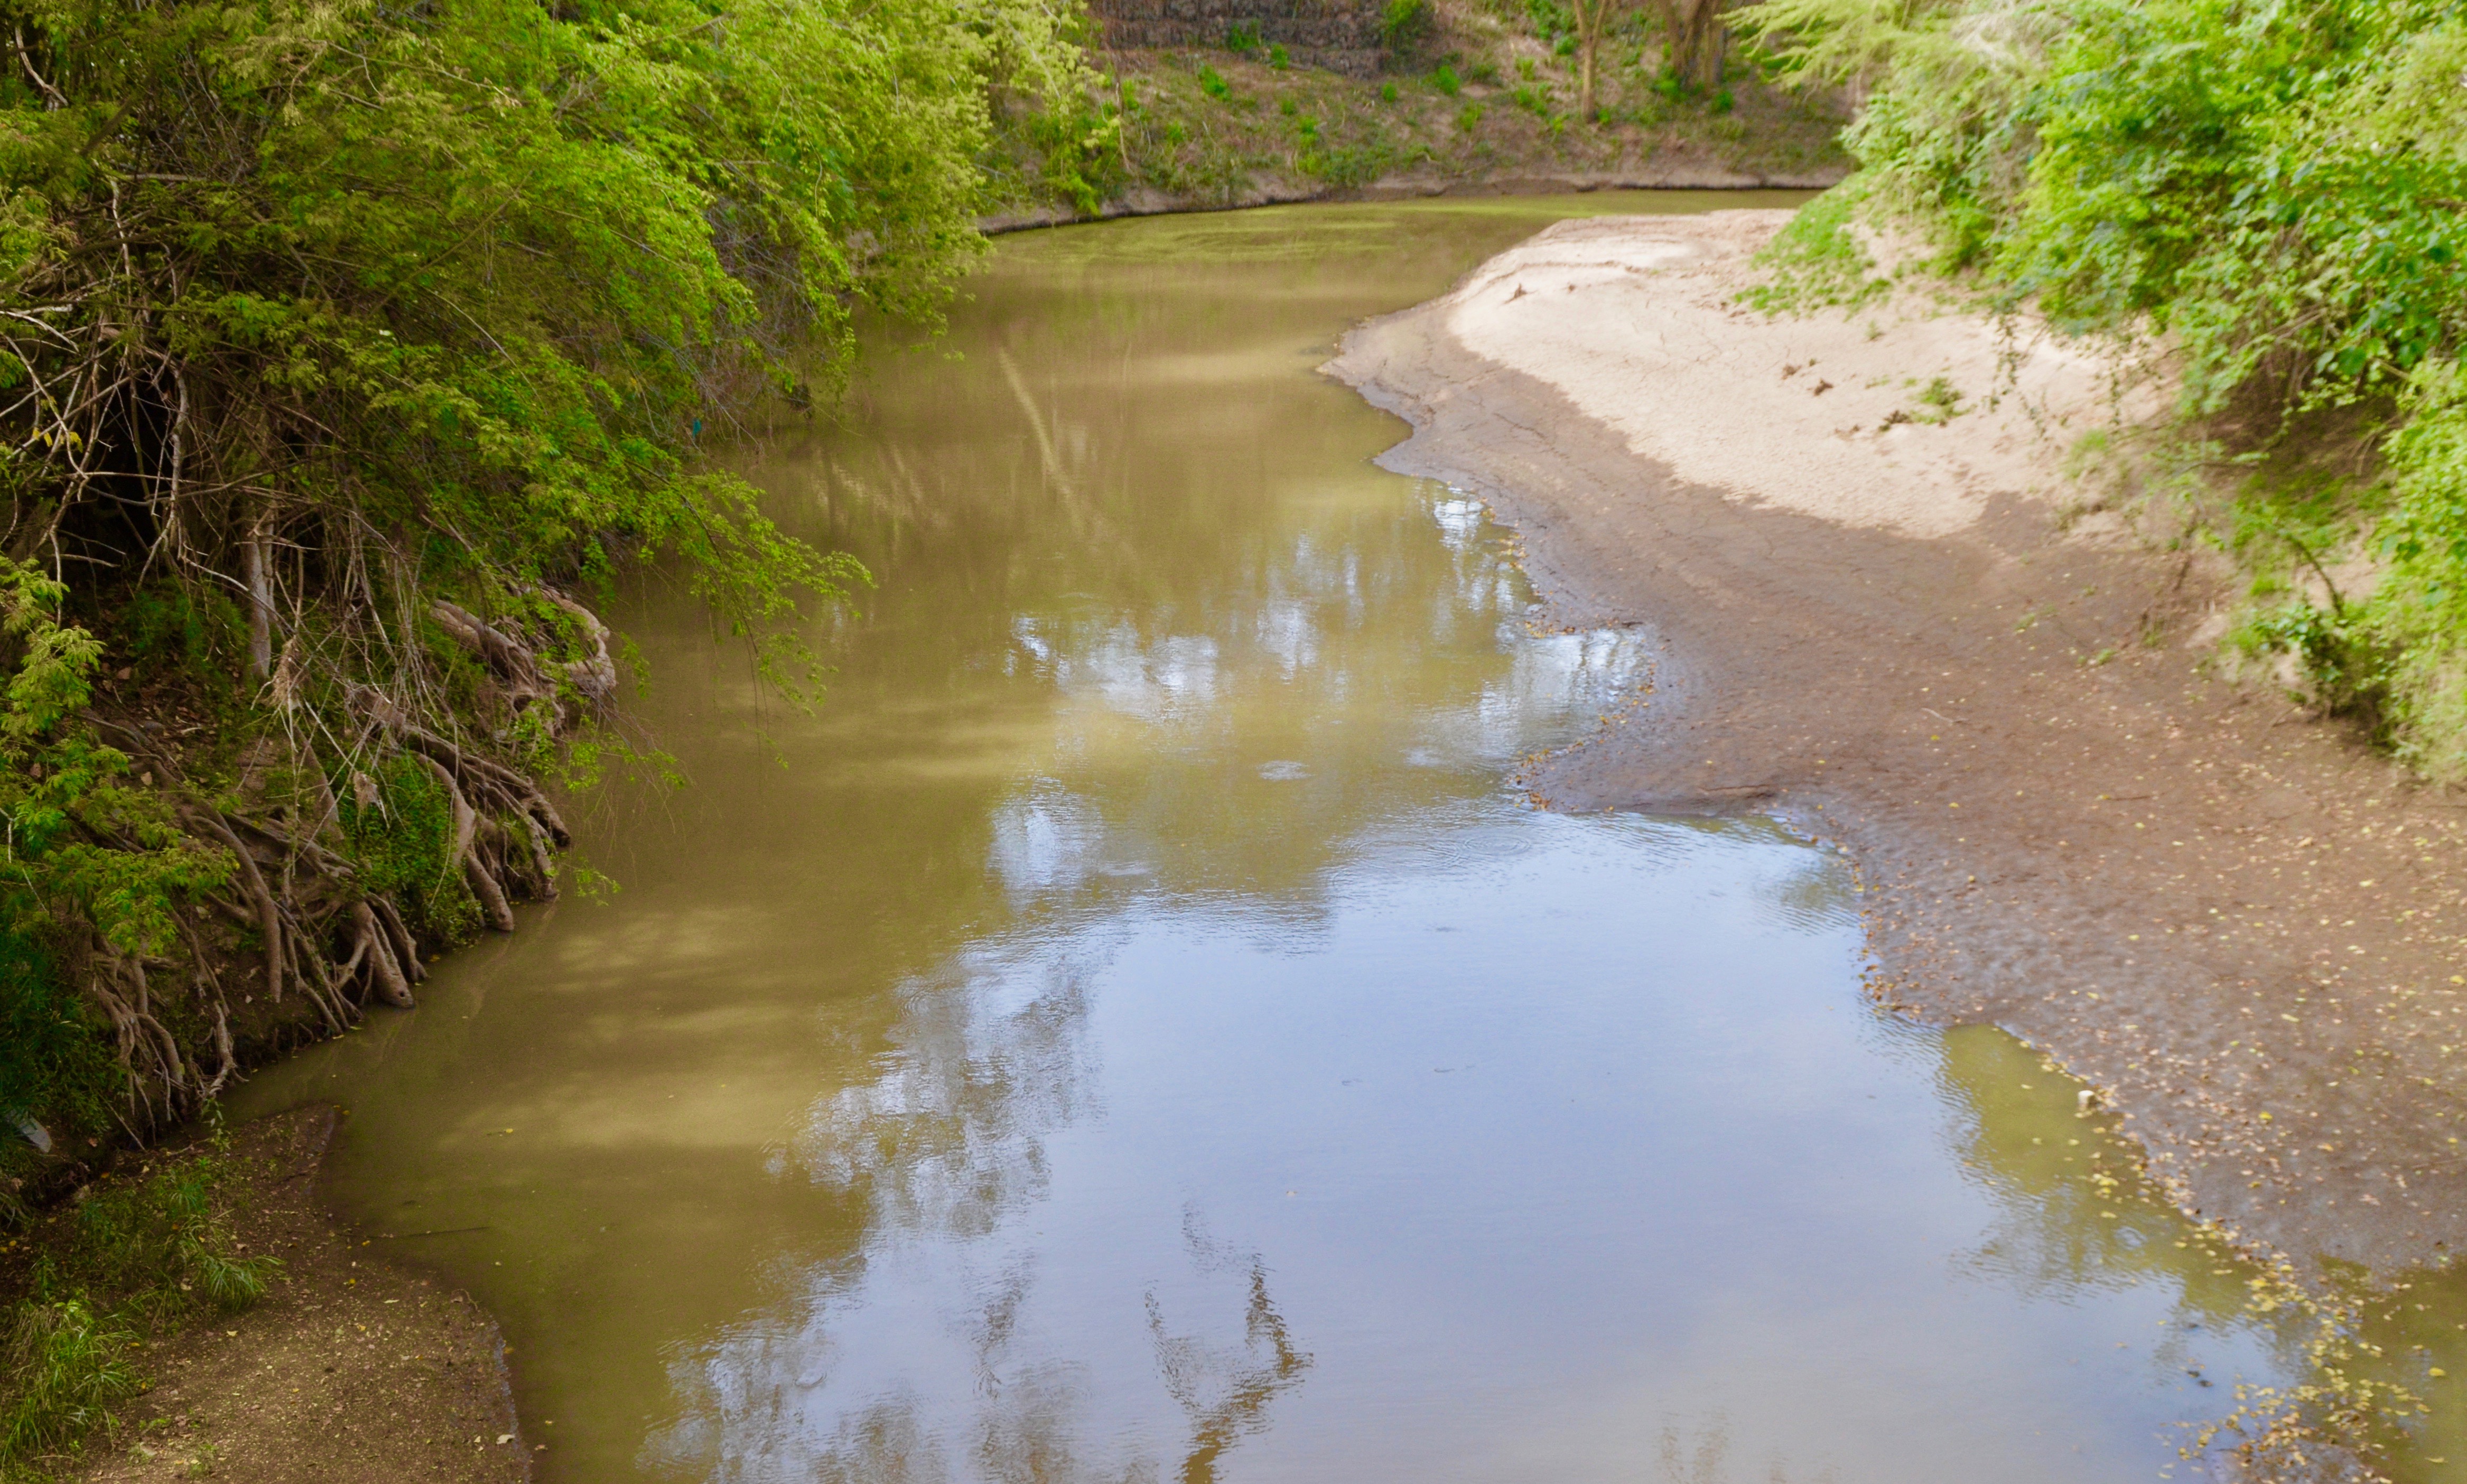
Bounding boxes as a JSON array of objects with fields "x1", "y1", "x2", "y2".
[{"x1": 232, "y1": 195, "x2": 2301, "y2": 1483}]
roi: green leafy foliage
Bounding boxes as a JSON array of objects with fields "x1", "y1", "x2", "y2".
[
  {"x1": 0, "y1": 0, "x2": 1111, "y2": 692},
  {"x1": 2358, "y1": 366, "x2": 2467, "y2": 771},
  {"x1": 0, "y1": 561, "x2": 229, "y2": 963},
  {"x1": 1523, "y1": 0, "x2": 1575, "y2": 54},
  {"x1": 0, "y1": 559, "x2": 229, "y2": 1146},
  {"x1": 1742, "y1": 0, "x2": 2467, "y2": 402}
]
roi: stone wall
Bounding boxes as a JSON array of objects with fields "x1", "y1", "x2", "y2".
[{"x1": 1086, "y1": 0, "x2": 1389, "y2": 77}]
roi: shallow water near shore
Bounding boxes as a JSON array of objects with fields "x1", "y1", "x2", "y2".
[{"x1": 234, "y1": 195, "x2": 2299, "y2": 1482}]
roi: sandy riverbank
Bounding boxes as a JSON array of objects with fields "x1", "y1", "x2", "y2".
[{"x1": 1330, "y1": 211, "x2": 2467, "y2": 1276}]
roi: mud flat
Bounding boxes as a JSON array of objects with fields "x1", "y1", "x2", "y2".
[{"x1": 1329, "y1": 210, "x2": 2467, "y2": 1277}]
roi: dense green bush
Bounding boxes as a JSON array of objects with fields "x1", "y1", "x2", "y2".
[
  {"x1": 1741, "y1": 184, "x2": 1889, "y2": 312},
  {"x1": 1, "y1": 0, "x2": 1104, "y2": 647}
]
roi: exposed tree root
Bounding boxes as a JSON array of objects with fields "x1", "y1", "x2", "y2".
[
  {"x1": 539, "y1": 589, "x2": 619, "y2": 705},
  {"x1": 351, "y1": 900, "x2": 414, "y2": 1009},
  {"x1": 89, "y1": 950, "x2": 187, "y2": 1126},
  {"x1": 429, "y1": 589, "x2": 616, "y2": 729},
  {"x1": 181, "y1": 806, "x2": 285, "y2": 1006},
  {"x1": 368, "y1": 895, "x2": 425, "y2": 987},
  {"x1": 60, "y1": 590, "x2": 619, "y2": 1133}
]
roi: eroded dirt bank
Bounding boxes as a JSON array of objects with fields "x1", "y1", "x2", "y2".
[
  {"x1": 1330, "y1": 210, "x2": 2467, "y2": 1276},
  {"x1": 980, "y1": 157, "x2": 1848, "y2": 233}
]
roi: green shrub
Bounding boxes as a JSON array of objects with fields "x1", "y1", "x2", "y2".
[
  {"x1": 1381, "y1": 0, "x2": 1435, "y2": 52},
  {"x1": 1738, "y1": 184, "x2": 1888, "y2": 313},
  {"x1": 0, "y1": 0, "x2": 1110, "y2": 1138},
  {"x1": 1524, "y1": 0, "x2": 1574, "y2": 52},
  {"x1": 1432, "y1": 63, "x2": 1463, "y2": 96}
]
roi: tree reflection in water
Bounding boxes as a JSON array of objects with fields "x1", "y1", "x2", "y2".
[
  {"x1": 785, "y1": 945, "x2": 1105, "y2": 1243},
  {"x1": 643, "y1": 925, "x2": 1311, "y2": 1484},
  {"x1": 1145, "y1": 1209, "x2": 1312, "y2": 1484}
]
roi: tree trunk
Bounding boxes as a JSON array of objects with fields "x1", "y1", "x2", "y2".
[
  {"x1": 1658, "y1": 0, "x2": 1728, "y2": 91},
  {"x1": 1575, "y1": 0, "x2": 1622, "y2": 123},
  {"x1": 244, "y1": 513, "x2": 274, "y2": 681}
]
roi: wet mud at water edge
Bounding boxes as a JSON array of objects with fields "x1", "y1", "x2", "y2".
[{"x1": 217, "y1": 197, "x2": 2404, "y2": 1483}]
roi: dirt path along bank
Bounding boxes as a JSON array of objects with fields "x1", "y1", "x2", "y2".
[
  {"x1": 1330, "y1": 210, "x2": 2467, "y2": 1277},
  {"x1": 57, "y1": 1109, "x2": 528, "y2": 1484}
]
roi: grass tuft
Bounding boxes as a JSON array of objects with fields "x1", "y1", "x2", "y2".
[
  {"x1": 1, "y1": 1135, "x2": 277, "y2": 1475},
  {"x1": 0, "y1": 1299, "x2": 140, "y2": 1471}
]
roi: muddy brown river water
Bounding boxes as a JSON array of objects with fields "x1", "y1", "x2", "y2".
[{"x1": 234, "y1": 197, "x2": 2322, "y2": 1483}]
